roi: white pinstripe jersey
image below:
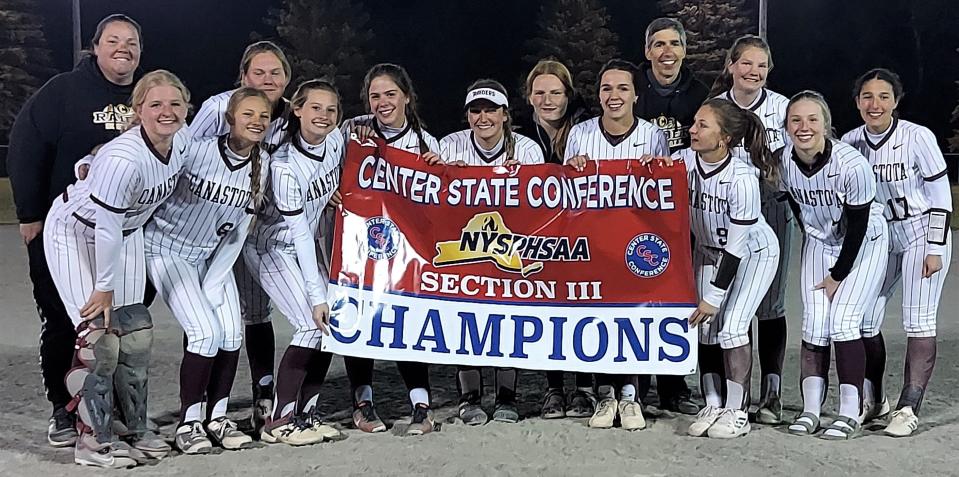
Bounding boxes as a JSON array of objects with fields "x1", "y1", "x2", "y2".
[
  {"x1": 342, "y1": 114, "x2": 440, "y2": 154},
  {"x1": 189, "y1": 89, "x2": 289, "y2": 151},
  {"x1": 778, "y1": 140, "x2": 885, "y2": 246},
  {"x1": 144, "y1": 135, "x2": 268, "y2": 262},
  {"x1": 439, "y1": 130, "x2": 544, "y2": 166},
  {"x1": 249, "y1": 129, "x2": 345, "y2": 252},
  {"x1": 60, "y1": 126, "x2": 187, "y2": 231},
  {"x1": 841, "y1": 118, "x2": 949, "y2": 224},
  {"x1": 718, "y1": 88, "x2": 791, "y2": 152},
  {"x1": 564, "y1": 117, "x2": 669, "y2": 160},
  {"x1": 676, "y1": 148, "x2": 774, "y2": 260}
]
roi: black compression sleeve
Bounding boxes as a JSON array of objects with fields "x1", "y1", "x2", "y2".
[{"x1": 830, "y1": 204, "x2": 870, "y2": 281}]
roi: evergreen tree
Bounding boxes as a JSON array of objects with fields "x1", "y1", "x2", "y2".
[
  {"x1": 0, "y1": 0, "x2": 54, "y2": 140},
  {"x1": 523, "y1": 0, "x2": 621, "y2": 112},
  {"x1": 657, "y1": 0, "x2": 755, "y2": 86},
  {"x1": 263, "y1": 0, "x2": 375, "y2": 117}
]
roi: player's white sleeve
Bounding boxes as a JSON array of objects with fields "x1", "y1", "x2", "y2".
[
  {"x1": 702, "y1": 176, "x2": 760, "y2": 307},
  {"x1": 520, "y1": 140, "x2": 545, "y2": 165},
  {"x1": 201, "y1": 214, "x2": 252, "y2": 308},
  {"x1": 187, "y1": 98, "x2": 222, "y2": 141},
  {"x1": 93, "y1": 207, "x2": 125, "y2": 293},
  {"x1": 842, "y1": 154, "x2": 877, "y2": 207},
  {"x1": 340, "y1": 117, "x2": 357, "y2": 139},
  {"x1": 913, "y1": 126, "x2": 948, "y2": 180},
  {"x1": 74, "y1": 154, "x2": 94, "y2": 180},
  {"x1": 274, "y1": 165, "x2": 327, "y2": 305},
  {"x1": 652, "y1": 128, "x2": 670, "y2": 156},
  {"x1": 563, "y1": 126, "x2": 581, "y2": 162},
  {"x1": 424, "y1": 133, "x2": 441, "y2": 155}
]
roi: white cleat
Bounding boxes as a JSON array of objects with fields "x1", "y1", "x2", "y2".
[
  {"x1": 588, "y1": 398, "x2": 618, "y2": 429},
  {"x1": 707, "y1": 409, "x2": 751, "y2": 439},
  {"x1": 884, "y1": 407, "x2": 919, "y2": 437},
  {"x1": 206, "y1": 417, "x2": 254, "y2": 450},
  {"x1": 618, "y1": 401, "x2": 646, "y2": 431},
  {"x1": 688, "y1": 406, "x2": 723, "y2": 437},
  {"x1": 860, "y1": 397, "x2": 891, "y2": 423}
]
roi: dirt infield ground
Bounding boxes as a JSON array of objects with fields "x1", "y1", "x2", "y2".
[{"x1": 0, "y1": 224, "x2": 957, "y2": 476}]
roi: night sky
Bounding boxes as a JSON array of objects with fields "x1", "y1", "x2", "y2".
[{"x1": 35, "y1": 0, "x2": 959, "y2": 151}]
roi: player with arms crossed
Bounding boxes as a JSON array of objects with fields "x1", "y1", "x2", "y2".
[
  {"x1": 710, "y1": 35, "x2": 792, "y2": 423},
  {"x1": 339, "y1": 64, "x2": 440, "y2": 434},
  {"x1": 660, "y1": 99, "x2": 780, "y2": 438},
  {"x1": 842, "y1": 68, "x2": 952, "y2": 437},
  {"x1": 565, "y1": 59, "x2": 669, "y2": 431},
  {"x1": 144, "y1": 87, "x2": 272, "y2": 454},
  {"x1": 780, "y1": 91, "x2": 888, "y2": 440},
  {"x1": 440, "y1": 79, "x2": 544, "y2": 425},
  {"x1": 43, "y1": 70, "x2": 189, "y2": 467},
  {"x1": 188, "y1": 41, "x2": 292, "y2": 434},
  {"x1": 245, "y1": 79, "x2": 346, "y2": 445}
]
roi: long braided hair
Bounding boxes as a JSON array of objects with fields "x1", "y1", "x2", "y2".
[
  {"x1": 224, "y1": 87, "x2": 272, "y2": 219},
  {"x1": 362, "y1": 63, "x2": 431, "y2": 153}
]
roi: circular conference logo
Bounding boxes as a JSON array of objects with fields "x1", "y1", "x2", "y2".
[
  {"x1": 366, "y1": 217, "x2": 401, "y2": 260},
  {"x1": 625, "y1": 233, "x2": 670, "y2": 278}
]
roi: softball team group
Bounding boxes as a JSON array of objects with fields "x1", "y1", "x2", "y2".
[{"x1": 15, "y1": 13, "x2": 953, "y2": 469}]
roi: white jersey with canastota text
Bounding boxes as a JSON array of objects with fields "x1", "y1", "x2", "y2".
[
  {"x1": 189, "y1": 89, "x2": 289, "y2": 151},
  {"x1": 440, "y1": 130, "x2": 544, "y2": 166},
  {"x1": 60, "y1": 126, "x2": 188, "y2": 232},
  {"x1": 718, "y1": 88, "x2": 791, "y2": 152},
  {"x1": 841, "y1": 118, "x2": 949, "y2": 225},
  {"x1": 778, "y1": 140, "x2": 885, "y2": 247},
  {"x1": 342, "y1": 114, "x2": 440, "y2": 154},
  {"x1": 145, "y1": 135, "x2": 269, "y2": 262},
  {"x1": 676, "y1": 148, "x2": 775, "y2": 260},
  {"x1": 564, "y1": 116, "x2": 669, "y2": 161},
  {"x1": 249, "y1": 129, "x2": 345, "y2": 253}
]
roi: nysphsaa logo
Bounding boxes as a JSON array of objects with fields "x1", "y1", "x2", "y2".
[
  {"x1": 625, "y1": 233, "x2": 670, "y2": 278},
  {"x1": 366, "y1": 217, "x2": 400, "y2": 260}
]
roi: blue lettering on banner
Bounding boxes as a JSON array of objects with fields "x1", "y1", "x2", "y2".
[{"x1": 325, "y1": 285, "x2": 697, "y2": 375}]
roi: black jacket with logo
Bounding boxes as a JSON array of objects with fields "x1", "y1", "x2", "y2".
[
  {"x1": 7, "y1": 55, "x2": 140, "y2": 222},
  {"x1": 635, "y1": 62, "x2": 710, "y2": 153}
]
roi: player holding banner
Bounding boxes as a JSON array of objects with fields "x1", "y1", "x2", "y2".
[
  {"x1": 439, "y1": 79, "x2": 544, "y2": 425},
  {"x1": 565, "y1": 59, "x2": 669, "y2": 431},
  {"x1": 660, "y1": 99, "x2": 780, "y2": 439},
  {"x1": 842, "y1": 68, "x2": 952, "y2": 437}
]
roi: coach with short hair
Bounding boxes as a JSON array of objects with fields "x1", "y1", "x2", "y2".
[
  {"x1": 636, "y1": 17, "x2": 710, "y2": 414},
  {"x1": 6, "y1": 13, "x2": 143, "y2": 447}
]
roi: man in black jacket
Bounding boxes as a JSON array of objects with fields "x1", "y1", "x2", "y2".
[
  {"x1": 6, "y1": 14, "x2": 143, "y2": 447},
  {"x1": 636, "y1": 17, "x2": 709, "y2": 414}
]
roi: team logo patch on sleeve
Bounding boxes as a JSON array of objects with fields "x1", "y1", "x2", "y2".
[
  {"x1": 366, "y1": 217, "x2": 401, "y2": 260},
  {"x1": 625, "y1": 233, "x2": 670, "y2": 278}
]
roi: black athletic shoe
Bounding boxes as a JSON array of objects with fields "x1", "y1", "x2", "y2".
[
  {"x1": 661, "y1": 393, "x2": 700, "y2": 415},
  {"x1": 48, "y1": 406, "x2": 78, "y2": 447},
  {"x1": 541, "y1": 389, "x2": 566, "y2": 419}
]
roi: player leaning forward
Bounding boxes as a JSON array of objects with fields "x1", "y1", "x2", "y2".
[
  {"x1": 43, "y1": 70, "x2": 189, "y2": 468},
  {"x1": 664, "y1": 98, "x2": 781, "y2": 439},
  {"x1": 144, "y1": 87, "x2": 273, "y2": 454},
  {"x1": 842, "y1": 68, "x2": 952, "y2": 437},
  {"x1": 244, "y1": 79, "x2": 346, "y2": 445},
  {"x1": 780, "y1": 91, "x2": 888, "y2": 440},
  {"x1": 565, "y1": 59, "x2": 670, "y2": 431}
]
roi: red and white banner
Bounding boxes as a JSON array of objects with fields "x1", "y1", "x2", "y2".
[{"x1": 323, "y1": 138, "x2": 698, "y2": 374}]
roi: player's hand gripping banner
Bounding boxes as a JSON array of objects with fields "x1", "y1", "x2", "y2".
[{"x1": 323, "y1": 138, "x2": 698, "y2": 374}]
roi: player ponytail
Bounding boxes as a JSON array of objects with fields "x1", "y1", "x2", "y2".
[
  {"x1": 525, "y1": 59, "x2": 580, "y2": 159},
  {"x1": 709, "y1": 35, "x2": 774, "y2": 98},
  {"x1": 703, "y1": 98, "x2": 778, "y2": 184},
  {"x1": 362, "y1": 63, "x2": 431, "y2": 153},
  {"x1": 284, "y1": 78, "x2": 341, "y2": 145},
  {"x1": 126, "y1": 69, "x2": 192, "y2": 131},
  {"x1": 225, "y1": 87, "x2": 272, "y2": 219},
  {"x1": 466, "y1": 79, "x2": 515, "y2": 160}
]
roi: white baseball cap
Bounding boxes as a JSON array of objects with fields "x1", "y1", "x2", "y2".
[{"x1": 465, "y1": 87, "x2": 509, "y2": 108}]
